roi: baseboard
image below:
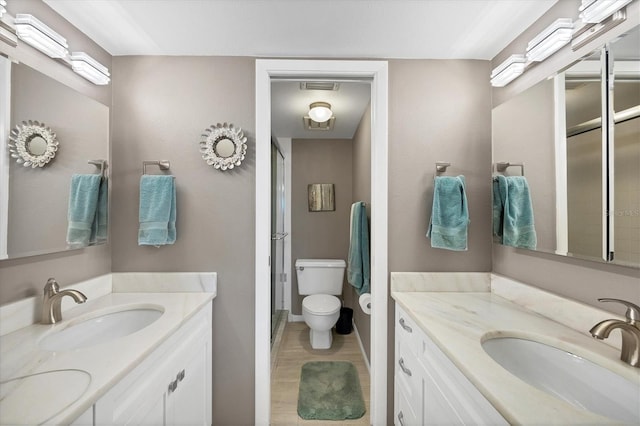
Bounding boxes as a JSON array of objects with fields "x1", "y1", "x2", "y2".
[
  {"x1": 288, "y1": 313, "x2": 304, "y2": 322},
  {"x1": 352, "y1": 320, "x2": 371, "y2": 373}
]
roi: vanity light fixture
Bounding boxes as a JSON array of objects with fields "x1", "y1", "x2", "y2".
[
  {"x1": 579, "y1": 0, "x2": 632, "y2": 23},
  {"x1": 14, "y1": 14, "x2": 68, "y2": 58},
  {"x1": 70, "y1": 52, "x2": 110, "y2": 85},
  {"x1": 572, "y1": 9, "x2": 626, "y2": 51},
  {"x1": 490, "y1": 54, "x2": 527, "y2": 87},
  {"x1": 526, "y1": 18, "x2": 574, "y2": 62},
  {"x1": 308, "y1": 102, "x2": 333, "y2": 123}
]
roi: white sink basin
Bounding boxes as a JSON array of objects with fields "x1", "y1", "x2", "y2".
[
  {"x1": 482, "y1": 337, "x2": 640, "y2": 423},
  {"x1": 39, "y1": 306, "x2": 164, "y2": 351}
]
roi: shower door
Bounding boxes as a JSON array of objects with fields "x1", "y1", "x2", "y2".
[{"x1": 270, "y1": 143, "x2": 286, "y2": 342}]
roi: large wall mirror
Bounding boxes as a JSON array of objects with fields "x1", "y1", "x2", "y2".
[
  {"x1": 493, "y1": 24, "x2": 639, "y2": 268},
  {"x1": 0, "y1": 61, "x2": 109, "y2": 259}
]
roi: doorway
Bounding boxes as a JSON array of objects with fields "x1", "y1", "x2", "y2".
[{"x1": 255, "y1": 60, "x2": 389, "y2": 425}]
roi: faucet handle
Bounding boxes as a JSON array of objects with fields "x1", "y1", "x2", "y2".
[
  {"x1": 44, "y1": 277, "x2": 60, "y2": 294},
  {"x1": 598, "y1": 298, "x2": 640, "y2": 322}
]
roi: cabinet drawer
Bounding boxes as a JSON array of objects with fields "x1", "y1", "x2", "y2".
[
  {"x1": 396, "y1": 307, "x2": 418, "y2": 354},
  {"x1": 395, "y1": 384, "x2": 419, "y2": 426}
]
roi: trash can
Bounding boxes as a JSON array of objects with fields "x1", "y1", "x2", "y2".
[{"x1": 336, "y1": 307, "x2": 353, "y2": 334}]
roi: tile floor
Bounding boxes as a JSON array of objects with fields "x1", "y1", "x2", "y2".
[{"x1": 270, "y1": 322, "x2": 371, "y2": 426}]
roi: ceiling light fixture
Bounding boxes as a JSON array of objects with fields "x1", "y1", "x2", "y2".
[
  {"x1": 308, "y1": 102, "x2": 333, "y2": 123},
  {"x1": 70, "y1": 52, "x2": 110, "y2": 85},
  {"x1": 14, "y1": 14, "x2": 68, "y2": 58},
  {"x1": 490, "y1": 54, "x2": 527, "y2": 87},
  {"x1": 578, "y1": 0, "x2": 632, "y2": 23},
  {"x1": 526, "y1": 18, "x2": 574, "y2": 62}
]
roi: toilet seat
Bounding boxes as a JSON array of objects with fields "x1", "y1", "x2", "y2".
[{"x1": 302, "y1": 294, "x2": 341, "y2": 315}]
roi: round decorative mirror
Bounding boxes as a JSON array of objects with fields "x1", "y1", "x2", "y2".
[
  {"x1": 8, "y1": 120, "x2": 59, "y2": 168},
  {"x1": 199, "y1": 122, "x2": 247, "y2": 171}
]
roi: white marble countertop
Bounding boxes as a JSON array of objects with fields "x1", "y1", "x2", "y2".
[
  {"x1": 391, "y1": 273, "x2": 640, "y2": 425},
  {"x1": 0, "y1": 273, "x2": 216, "y2": 425}
]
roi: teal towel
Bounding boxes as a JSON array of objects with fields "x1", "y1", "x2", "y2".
[
  {"x1": 347, "y1": 202, "x2": 370, "y2": 295},
  {"x1": 67, "y1": 174, "x2": 102, "y2": 248},
  {"x1": 89, "y1": 177, "x2": 108, "y2": 245},
  {"x1": 427, "y1": 175, "x2": 469, "y2": 251},
  {"x1": 493, "y1": 175, "x2": 537, "y2": 249},
  {"x1": 138, "y1": 175, "x2": 176, "y2": 246}
]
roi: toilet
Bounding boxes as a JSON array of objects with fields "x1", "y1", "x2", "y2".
[{"x1": 295, "y1": 259, "x2": 346, "y2": 349}]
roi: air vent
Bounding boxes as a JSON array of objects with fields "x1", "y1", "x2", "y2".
[
  {"x1": 303, "y1": 116, "x2": 336, "y2": 131},
  {"x1": 300, "y1": 81, "x2": 340, "y2": 91}
]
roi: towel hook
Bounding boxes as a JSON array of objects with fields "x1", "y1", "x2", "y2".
[
  {"x1": 143, "y1": 160, "x2": 171, "y2": 175},
  {"x1": 88, "y1": 159, "x2": 107, "y2": 178},
  {"x1": 495, "y1": 161, "x2": 525, "y2": 176},
  {"x1": 435, "y1": 162, "x2": 451, "y2": 174}
]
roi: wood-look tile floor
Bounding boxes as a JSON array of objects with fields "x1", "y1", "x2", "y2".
[{"x1": 271, "y1": 322, "x2": 370, "y2": 426}]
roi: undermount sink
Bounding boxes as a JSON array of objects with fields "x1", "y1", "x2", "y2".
[
  {"x1": 39, "y1": 305, "x2": 164, "y2": 351},
  {"x1": 482, "y1": 337, "x2": 640, "y2": 424}
]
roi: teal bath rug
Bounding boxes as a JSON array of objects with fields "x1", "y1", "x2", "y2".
[{"x1": 297, "y1": 361, "x2": 366, "y2": 420}]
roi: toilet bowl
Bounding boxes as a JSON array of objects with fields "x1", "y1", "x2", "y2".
[
  {"x1": 295, "y1": 259, "x2": 346, "y2": 350},
  {"x1": 302, "y1": 294, "x2": 341, "y2": 349}
]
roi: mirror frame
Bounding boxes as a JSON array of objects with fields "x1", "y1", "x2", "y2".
[
  {"x1": 8, "y1": 120, "x2": 59, "y2": 168},
  {"x1": 199, "y1": 122, "x2": 247, "y2": 171}
]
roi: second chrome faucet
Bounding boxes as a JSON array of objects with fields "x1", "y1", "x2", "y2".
[{"x1": 41, "y1": 278, "x2": 87, "y2": 324}]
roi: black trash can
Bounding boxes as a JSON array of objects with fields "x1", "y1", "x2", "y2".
[{"x1": 336, "y1": 307, "x2": 353, "y2": 334}]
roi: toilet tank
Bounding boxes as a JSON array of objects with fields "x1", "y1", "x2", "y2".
[{"x1": 295, "y1": 259, "x2": 346, "y2": 295}]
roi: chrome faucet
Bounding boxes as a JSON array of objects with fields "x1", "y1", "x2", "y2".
[
  {"x1": 41, "y1": 278, "x2": 87, "y2": 324},
  {"x1": 590, "y1": 298, "x2": 640, "y2": 368}
]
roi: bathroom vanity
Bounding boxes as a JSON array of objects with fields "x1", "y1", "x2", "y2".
[
  {"x1": 0, "y1": 273, "x2": 216, "y2": 425},
  {"x1": 391, "y1": 272, "x2": 640, "y2": 425}
]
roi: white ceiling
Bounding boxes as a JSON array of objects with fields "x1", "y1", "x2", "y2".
[
  {"x1": 43, "y1": 0, "x2": 559, "y2": 139},
  {"x1": 44, "y1": 0, "x2": 557, "y2": 59}
]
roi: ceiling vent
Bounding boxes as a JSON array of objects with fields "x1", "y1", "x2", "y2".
[
  {"x1": 300, "y1": 81, "x2": 340, "y2": 91},
  {"x1": 303, "y1": 116, "x2": 336, "y2": 131}
]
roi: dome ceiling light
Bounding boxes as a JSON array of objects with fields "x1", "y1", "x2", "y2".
[{"x1": 308, "y1": 102, "x2": 333, "y2": 123}]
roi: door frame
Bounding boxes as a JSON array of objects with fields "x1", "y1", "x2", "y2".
[{"x1": 255, "y1": 59, "x2": 389, "y2": 425}]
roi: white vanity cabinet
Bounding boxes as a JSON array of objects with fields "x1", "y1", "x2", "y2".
[
  {"x1": 91, "y1": 303, "x2": 212, "y2": 426},
  {"x1": 394, "y1": 305, "x2": 507, "y2": 426}
]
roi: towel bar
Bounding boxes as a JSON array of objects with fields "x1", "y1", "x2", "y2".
[
  {"x1": 143, "y1": 160, "x2": 171, "y2": 175},
  {"x1": 435, "y1": 162, "x2": 451, "y2": 173},
  {"x1": 495, "y1": 162, "x2": 525, "y2": 176},
  {"x1": 88, "y1": 159, "x2": 107, "y2": 178}
]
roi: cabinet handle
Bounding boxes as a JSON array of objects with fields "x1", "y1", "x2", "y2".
[
  {"x1": 177, "y1": 369, "x2": 185, "y2": 382},
  {"x1": 398, "y1": 357, "x2": 412, "y2": 377},
  {"x1": 399, "y1": 318, "x2": 412, "y2": 333},
  {"x1": 397, "y1": 410, "x2": 405, "y2": 426},
  {"x1": 168, "y1": 379, "x2": 178, "y2": 394}
]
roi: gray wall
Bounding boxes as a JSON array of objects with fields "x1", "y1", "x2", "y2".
[
  {"x1": 110, "y1": 56, "x2": 255, "y2": 426},
  {"x1": 345, "y1": 102, "x2": 371, "y2": 361},
  {"x1": 291, "y1": 138, "x2": 353, "y2": 315},
  {"x1": 387, "y1": 59, "x2": 493, "y2": 424},
  {"x1": 491, "y1": 1, "x2": 640, "y2": 314},
  {"x1": 0, "y1": 0, "x2": 111, "y2": 305}
]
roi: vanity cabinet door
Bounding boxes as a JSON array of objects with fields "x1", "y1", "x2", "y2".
[
  {"x1": 93, "y1": 303, "x2": 212, "y2": 426},
  {"x1": 165, "y1": 328, "x2": 211, "y2": 425}
]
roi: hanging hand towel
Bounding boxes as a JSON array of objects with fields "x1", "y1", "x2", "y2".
[
  {"x1": 494, "y1": 175, "x2": 537, "y2": 249},
  {"x1": 89, "y1": 177, "x2": 108, "y2": 245},
  {"x1": 347, "y1": 201, "x2": 370, "y2": 295},
  {"x1": 138, "y1": 175, "x2": 176, "y2": 246},
  {"x1": 492, "y1": 176, "x2": 504, "y2": 243},
  {"x1": 67, "y1": 174, "x2": 102, "y2": 248},
  {"x1": 427, "y1": 175, "x2": 469, "y2": 251}
]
